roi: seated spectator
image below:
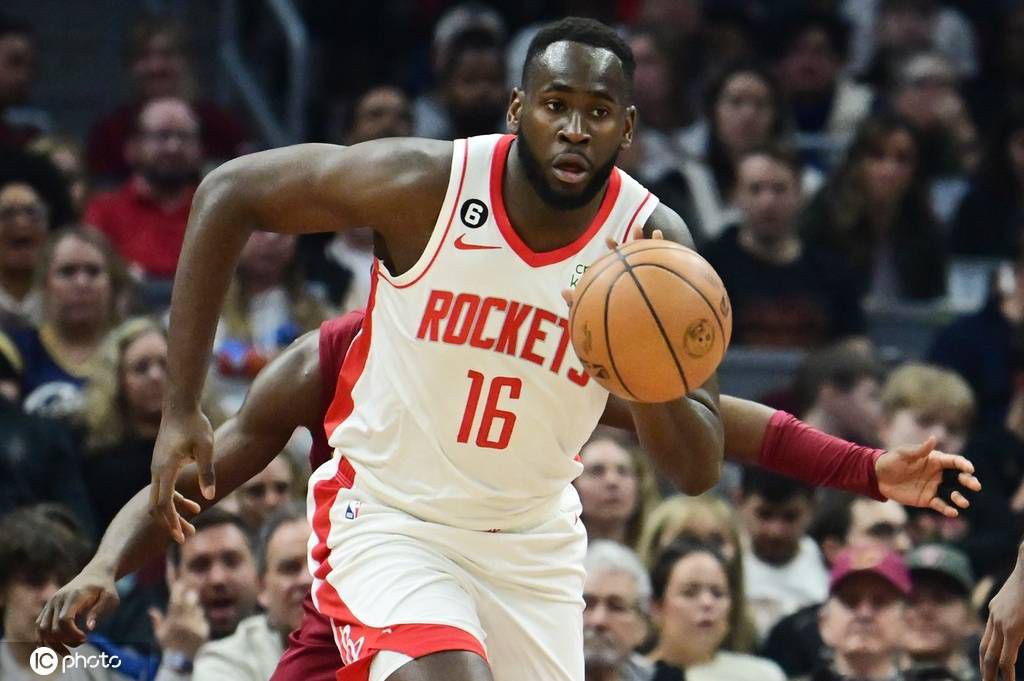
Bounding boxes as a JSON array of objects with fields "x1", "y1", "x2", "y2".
[
  {"x1": 762, "y1": 493, "x2": 912, "y2": 677},
  {"x1": 964, "y1": 5, "x2": 1024, "y2": 131},
  {"x1": 85, "y1": 97, "x2": 201, "y2": 281},
  {"x1": 0, "y1": 179, "x2": 48, "y2": 326},
  {"x1": 583, "y1": 540, "x2": 652, "y2": 681},
  {"x1": 30, "y1": 135, "x2": 89, "y2": 218},
  {"x1": 679, "y1": 64, "x2": 823, "y2": 242},
  {"x1": 232, "y1": 454, "x2": 297, "y2": 534},
  {"x1": 648, "y1": 540, "x2": 785, "y2": 680},
  {"x1": 0, "y1": 15, "x2": 41, "y2": 149},
  {"x1": 902, "y1": 544, "x2": 979, "y2": 681},
  {"x1": 86, "y1": 16, "x2": 246, "y2": 182},
  {"x1": 799, "y1": 113, "x2": 948, "y2": 304},
  {"x1": 1, "y1": 226, "x2": 126, "y2": 421},
  {"x1": 82, "y1": 317, "x2": 167, "y2": 532},
  {"x1": 208, "y1": 230, "x2": 329, "y2": 415},
  {"x1": 703, "y1": 144, "x2": 864, "y2": 348},
  {"x1": 414, "y1": 4, "x2": 506, "y2": 140},
  {"x1": 193, "y1": 503, "x2": 310, "y2": 681},
  {"x1": 809, "y1": 545, "x2": 911, "y2": 681},
  {"x1": 771, "y1": 11, "x2": 873, "y2": 151},
  {"x1": 951, "y1": 109, "x2": 1024, "y2": 258},
  {"x1": 575, "y1": 429, "x2": 657, "y2": 550},
  {"x1": 638, "y1": 495, "x2": 757, "y2": 653},
  {"x1": 739, "y1": 469, "x2": 829, "y2": 638},
  {"x1": 793, "y1": 340, "x2": 886, "y2": 444},
  {"x1": 0, "y1": 506, "x2": 126, "y2": 680},
  {"x1": 154, "y1": 508, "x2": 259, "y2": 677}
]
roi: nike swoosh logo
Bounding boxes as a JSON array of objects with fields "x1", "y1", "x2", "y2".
[{"x1": 454, "y1": 235, "x2": 501, "y2": 251}]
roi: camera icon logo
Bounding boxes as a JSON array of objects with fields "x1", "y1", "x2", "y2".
[{"x1": 30, "y1": 646, "x2": 59, "y2": 675}]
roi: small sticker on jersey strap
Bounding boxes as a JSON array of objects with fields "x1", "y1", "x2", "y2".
[{"x1": 460, "y1": 199, "x2": 489, "y2": 228}]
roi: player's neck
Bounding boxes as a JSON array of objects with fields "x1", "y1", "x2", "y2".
[{"x1": 503, "y1": 139, "x2": 607, "y2": 252}]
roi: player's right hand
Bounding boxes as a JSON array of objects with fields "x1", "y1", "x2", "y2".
[
  {"x1": 150, "y1": 407, "x2": 215, "y2": 543},
  {"x1": 36, "y1": 567, "x2": 120, "y2": 657}
]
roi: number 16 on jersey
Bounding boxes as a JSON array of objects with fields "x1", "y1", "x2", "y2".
[{"x1": 456, "y1": 370, "x2": 522, "y2": 450}]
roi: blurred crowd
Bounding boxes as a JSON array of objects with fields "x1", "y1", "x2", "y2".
[{"x1": 3, "y1": 1, "x2": 1024, "y2": 680}]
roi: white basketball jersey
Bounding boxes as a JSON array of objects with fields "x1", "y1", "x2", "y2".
[{"x1": 323, "y1": 134, "x2": 659, "y2": 531}]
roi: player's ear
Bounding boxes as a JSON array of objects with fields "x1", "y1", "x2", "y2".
[
  {"x1": 621, "y1": 105, "x2": 637, "y2": 150},
  {"x1": 507, "y1": 88, "x2": 524, "y2": 134}
]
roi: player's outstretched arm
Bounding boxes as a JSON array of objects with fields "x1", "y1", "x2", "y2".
[
  {"x1": 982, "y1": 542, "x2": 1024, "y2": 681},
  {"x1": 152, "y1": 139, "x2": 451, "y2": 537},
  {"x1": 618, "y1": 206, "x2": 724, "y2": 494},
  {"x1": 38, "y1": 332, "x2": 323, "y2": 654}
]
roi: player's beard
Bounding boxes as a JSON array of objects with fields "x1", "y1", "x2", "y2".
[{"x1": 515, "y1": 129, "x2": 617, "y2": 211}]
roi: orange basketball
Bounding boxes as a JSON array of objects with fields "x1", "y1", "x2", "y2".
[{"x1": 569, "y1": 240, "x2": 732, "y2": 402}]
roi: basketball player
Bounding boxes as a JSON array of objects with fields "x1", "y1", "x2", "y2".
[
  {"x1": 981, "y1": 545, "x2": 1024, "y2": 681},
  {"x1": 39, "y1": 308, "x2": 978, "y2": 680},
  {"x1": 138, "y1": 18, "x2": 973, "y2": 681}
]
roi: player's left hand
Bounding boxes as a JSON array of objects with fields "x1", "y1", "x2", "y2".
[{"x1": 875, "y1": 436, "x2": 981, "y2": 517}]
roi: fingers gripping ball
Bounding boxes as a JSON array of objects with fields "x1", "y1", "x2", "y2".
[{"x1": 569, "y1": 240, "x2": 732, "y2": 402}]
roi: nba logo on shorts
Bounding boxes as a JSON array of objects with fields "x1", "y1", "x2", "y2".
[{"x1": 344, "y1": 501, "x2": 361, "y2": 520}]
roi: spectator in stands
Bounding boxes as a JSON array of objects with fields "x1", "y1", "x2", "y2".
[
  {"x1": 771, "y1": 11, "x2": 874, "y2": 151},
  {"x1": 232, "y1": 455, "x2": 296, "y2": 534},
  {"x1": 793, "y1": 340, "x2": 886, "y2": 445},
  {"x1": 85, "y1": 97, "x2": 201, "y2": 281},
  {"x1": 154, "y1": 509, "x2": 259, "y2": 677},
  {"x1": 0, "y1": 179, "x2": 47, "y2": 326},
  {"x1": 810, "y1": 545, "x2": 911, "y2": 681},
  {"x1": 86, "y1": 16, "x2": 246, "y2": 181},
  {"x1": 30, "y1": 136, "x2": 89, "y2": 218},
  {"x1": 1, "y1": 226, "x2": 126, "y2": 421},
  {"x1": 761, "y1": 493, "x2": 912, "y2": 677},
  {"x1": 703, "y1": 144, "x2": 864, "y2": 348},
  {"x1": 799, "y1": 114, "x2": 948, "y2": 303},
  {"x1": 680, "y1": 64, "x2": 820, "y2": 242},
  {"x1": 0, "y1": 507, "x2": 119, "y2": 680},
  {"x1": 739, "y1": 468, "x2": 829, "y2": 638},
  {"x1": 951, "y1": 109, "x2": 1024, "y2": 258},
  {"x1": 304, "y1": 85, "x2": 413, "y2": 311},
  {"x1": 193, "y1": 503, "x2": 310, "y2": 681},
  {"x1": 414, "y1": 4, "x2": 506, "y2": 141},
  {"x1": 965, "y1": 4, "x2": 1024, "y2": 130},
  {"x1": 902, "y1": 544, "x2": 978, "y2": 681},
  {"x1": 0, "y1": 15, "x2": 40, "y2": 149},
  {"x1": 208, "y1": 230, "x2": 329, "y2": 415},
  {"x1": 582, "y1": 541, "x2": 652, "y2": 681},
  {"x1": 82, "y1": 317, "x2": 166, "y2": 532},
  {"x1": 638, "y1": 495, "x2": 758, "y2": 653},
  {"x1": 576, "y1": 429, "x2": 658, "y2": 550},
  {"x1": 648, "y1": 540, "x2": 786, "y2": 680}
]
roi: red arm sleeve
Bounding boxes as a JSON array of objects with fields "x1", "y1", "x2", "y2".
[{"x1": 758, "y1": 411, "x2": 886, "y2": 501}]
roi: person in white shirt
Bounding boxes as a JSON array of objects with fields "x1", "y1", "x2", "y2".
[{"x1": 739, "y1": 468, "x2": 829, "y2": 638}]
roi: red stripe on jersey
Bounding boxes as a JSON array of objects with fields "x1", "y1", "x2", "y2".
[
  {"x1": 377, "y1": 140, "x2": 470, "y2": 289},
  {"x1": 318, "y1": 584, "x2": 487, "y2": 680},
  {"x1": 490, "y1": 134, "x2": 622, "y2": 267},
  {"x1": 324, "y1": 264, "x2": 379, "y2": 439},
  {"x1": 309, "y1": 457, "x2": 355, "y2": 579},
  {"x1": 618, "y1": 191, "x2": 653, "y2": 244}
]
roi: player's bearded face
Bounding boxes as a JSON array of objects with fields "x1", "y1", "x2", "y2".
[{"x1": 515, "y1": 127, "x2": 618, "y2": 211}]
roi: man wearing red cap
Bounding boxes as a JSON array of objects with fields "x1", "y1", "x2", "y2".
[{"x1": 809, "y1": 546, "x2": 911, "y2": 681}]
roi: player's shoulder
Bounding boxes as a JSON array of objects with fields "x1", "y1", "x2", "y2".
[
  {"x1": 345, "y1": 137, "x2": 454, "y2": 185},
  {"x1": 643, "y1": 203, "x2": 695, "y2": 249}
]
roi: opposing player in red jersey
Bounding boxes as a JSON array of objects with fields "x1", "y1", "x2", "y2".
[
  {"x1": 40, "y1": 308, "x2": 978, "y2": 680},
  {"x1": 71, "y1": 18, "x2": 978, "y2": 681}
]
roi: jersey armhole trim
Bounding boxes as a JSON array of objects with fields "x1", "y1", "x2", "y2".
[
  {"x1": 377, "y1": 139, "x2": 469, "y2": 289},
  {"x1": 617, "y1": 191, "x2": 656, "y2": 244}
]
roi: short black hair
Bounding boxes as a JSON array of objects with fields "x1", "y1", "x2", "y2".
[
  {"x1": 741, "y1": 467, "x2": 815, "y2": 504},
  {"x1": 440, "y1": 27, "x2": 504, "y2": 81},
  {"x1": 737, "y1": 142, "x2": 804, "y2": 182},
  {"x1": 166, "y1": 507, "x2": 252, "y2": 568},
  {"x1": 522, "y1": 17, "x2": 635, "y2": 93},
  {"x1": 809, "y1": 490, "x2": 856, "y2": 547},
  {"x1": 650, "y1": 539, "x2": 729, "y2": 602},
  {"x1": 0, "y1": 506, "x2": 90, "y2": 594}
]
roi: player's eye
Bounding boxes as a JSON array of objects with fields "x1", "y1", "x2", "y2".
[
  {"x1": 544, "y1": 100, "x2": 565, "y2": 112},
  {"x1": 591, "y1": 108, "x2": 609, "y2": 119}
]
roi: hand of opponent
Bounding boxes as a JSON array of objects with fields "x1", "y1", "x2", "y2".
[
  {"x1": 150, "y1": 407, "x2": 215, "y2": 543},
  {"x1": 981, "y1": 555, "x2": 1024, "y2": 681},
  {"x1": 875, "y1": 436, "x2": 981, "y2": 517}
]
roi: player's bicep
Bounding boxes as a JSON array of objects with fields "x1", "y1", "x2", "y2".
[
  {"x1": 209, "y1": 138, "x2": 452, "y2": 238},
  {"x1": 643, "y1": 203, "x2": 696, "y2": 250}
]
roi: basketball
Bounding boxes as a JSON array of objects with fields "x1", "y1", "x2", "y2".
[{"x1": 569, "y1": 240, "x2": 732, "y2": 402}]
